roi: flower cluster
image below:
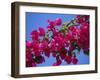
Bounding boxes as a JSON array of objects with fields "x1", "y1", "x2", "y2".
[{"x1": 26, "y1": 15, "x2": 90, "y2": 67}]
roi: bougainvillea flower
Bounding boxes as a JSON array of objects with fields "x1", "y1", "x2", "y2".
[
  {"x1": 26, "y1": 52, "x2": 32, "y2": 62},
  {"x1": 26, "y1": 15, "x2": 90, "y2": 67},
  {"x1": 47, "y1": 20, "x2": 55, "y2": 28},
  {"x1": 47, "y1": 25, "x2": 52, "y2": 31},
  {"x1": 55, "y1": 18, "x2": 62, "y2": 25},
  {"x1": 77, "y1": 22, "x2": 89, "y2": 52},
  {"x1": 32, "y1": 42, "x2": 41, "y2": 57},
  {"x1": 65, "y1": 55, "x2": 72, "y2": 64},
  {"x1": 53, "y1": 59, "x2": 62, "y2": 66},
  {"x1": 39, "y1": 40, "x2": 48, "y2": 51},
  {"x1": 72, "y1": 57, "x2": 78, "y2": 64},
  {"x1": 60, "y1": 53, "x2": 66, "y2": 60},
  {"x1": 32, "y1": 63, "x2": 37, "y2": 67},
  {"x1": 52, "y1": 52, "x2": 56, "y2": 57},
  {"x1": 69, "y1": 26, "x2": 80, "y2": 37},
  {"x1": 53, "y1": 29, "x2": 59, "y2": 36},
  {"x1": 76, "y1": 15, "x2": 89, "y2": 24},
  {"x1": 48, "y1": 39, "x2": 56, "y2": 51},
  {"x1": 76, "y1": 15, "x2": 85, "y2": 24},
  {"x1": 44, "y1": 47, "x2": 51, "y2": 58},
  {"x1": 26, "y1": 52, "x2": 36, "y2": 67},
  {"x1": 26, "y1": 41, "x2": 33, "y2": 49},
  {"x1": 38, "y1": 27, "x2": 45, "y2": 36},
  {"x1": 30, "y1": 30, "x2": 39, "y2": 40},
  {"x1": 47, "y1": 18, "x2": 62, "y2": 30},
  {"x1": 59, "y1": 48, "x2": 67, "y2": 60}
]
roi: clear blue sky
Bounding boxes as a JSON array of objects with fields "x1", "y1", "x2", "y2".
[{"x1": 26, "y1": 12, "x2": 89, "y2": 67}]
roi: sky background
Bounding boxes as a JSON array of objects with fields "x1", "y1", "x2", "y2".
[{"x1": 26, "y1": 12, "x2": 89, "y2": 67}]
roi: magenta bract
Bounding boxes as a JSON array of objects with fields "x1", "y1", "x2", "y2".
[{"x1": 26, "y1": 15, "x2": 89, "y2": 67}]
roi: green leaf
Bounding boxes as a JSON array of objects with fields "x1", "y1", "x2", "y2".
[{"x1": 44, "y1": 33, "x2": 48, "y2": 39}]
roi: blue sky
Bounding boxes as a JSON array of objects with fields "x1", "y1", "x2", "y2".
[{"x1": 26, "y1": 12, "x2": 89, "y2": 67}]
